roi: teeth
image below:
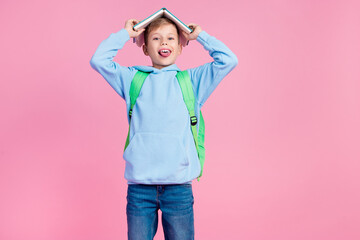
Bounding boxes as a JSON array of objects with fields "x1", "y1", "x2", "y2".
[{"x1": 161, "y1": 50, "x2": 170, "y2": 53}]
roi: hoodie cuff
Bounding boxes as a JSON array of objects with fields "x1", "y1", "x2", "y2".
[
  {"x1": 114, "y1": 28, "x2": 131, "y2": 43},
  {"x1": 196, "y1": 31, "x2": 210, "y2": 45}
]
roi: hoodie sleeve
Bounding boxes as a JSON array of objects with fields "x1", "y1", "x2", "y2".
[
  {"x1": 89, "y1": 28, "x2": 135, "y2": 100},
  {"x1": 187, "y1": 31, "x2": 238, "y2": 108}
]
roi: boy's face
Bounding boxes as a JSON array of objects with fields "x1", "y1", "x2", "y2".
[{"x1": 142, "y1": 23, "x2": 182, "y2": 69}]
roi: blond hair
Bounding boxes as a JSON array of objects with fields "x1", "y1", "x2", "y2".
[{"x1": 144, "y1": 17, "x2": 180, "y2": 46}]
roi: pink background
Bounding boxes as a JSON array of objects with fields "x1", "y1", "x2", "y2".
[{"x1": 1, "y1": 0, "x2": 360, "y2": 239}]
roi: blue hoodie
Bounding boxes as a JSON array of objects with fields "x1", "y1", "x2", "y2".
[{"x1": 90, "y1": 28, "x2": 238, "y2": 184}]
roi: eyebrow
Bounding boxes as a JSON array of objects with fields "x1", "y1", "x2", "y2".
[{"x1": 150, "y1": 33, "x2": 176, "y2": 37}]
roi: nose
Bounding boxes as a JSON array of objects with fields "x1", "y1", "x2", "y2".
[{"x1": 161, "y1": 41, "x2": 167, "y2": 45}]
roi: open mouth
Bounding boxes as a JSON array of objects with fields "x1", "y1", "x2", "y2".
[{"x1": 158, "y1": 49, "x2": 172, "y2": 57}]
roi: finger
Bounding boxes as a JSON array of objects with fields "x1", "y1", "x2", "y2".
[
  {"x1": 129, "y1": 19, "x2": 139, "y2": 26},
  {"x1": 187, "y1": 24, "x2": 197, "y2": 32},
  {"x1": 181, "y1": 30, "x2": 189, "y2": 37},
  {"x1": 181, "y1": 31, "x2": 190, "y2": 40},
  {"x1": 134, "y1": 29, "x2": 145, "y2": 36}
]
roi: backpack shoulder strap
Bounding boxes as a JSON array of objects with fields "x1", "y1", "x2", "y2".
[
  {"x1": 176, "y1": 70, "x2": 197, "y2": 124},
  {"x1": 124, "y1": 70, "x2": 149, "y2": 151},
  {"x1": 129, "y1": 70, "x2": 149, "y2": 118},
  {"x1": 176, "y1": 70, "x2": 206, "y2": 180}
]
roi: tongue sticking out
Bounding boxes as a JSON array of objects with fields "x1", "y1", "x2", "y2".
[{"x1": 159, "y1": 50, "x2": 171, "y2": 57}]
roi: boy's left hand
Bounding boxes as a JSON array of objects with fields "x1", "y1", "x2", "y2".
[{"x1": 181, "y1": 23, "x2": 202, "y2": 41}]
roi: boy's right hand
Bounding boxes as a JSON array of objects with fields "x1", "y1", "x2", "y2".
[{"x1": 124, "y1": 19, "x2": 145, "y2": 38}]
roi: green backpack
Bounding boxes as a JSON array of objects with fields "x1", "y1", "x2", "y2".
[{"x1": 123, "y1": 70, "x2": 206, "y2": 180}]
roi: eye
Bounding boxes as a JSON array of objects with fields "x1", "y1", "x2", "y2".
[
  {"x1": 153, "y1": 37, "x2": 159, "y2": 40},
  {"x1": 168, "y1": 37, "x2": 174, "y2": 40}
]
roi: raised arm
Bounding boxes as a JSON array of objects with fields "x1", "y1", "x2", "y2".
[
  {"x1": 89, "y1": 19, "x2": 145, "y2": 99},
  {"x1": 182, "y1": 25, "x2": 238, "y2": 107}
]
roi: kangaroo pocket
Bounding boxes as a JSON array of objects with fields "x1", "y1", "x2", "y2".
[{"x1": 123, "y1": 132, "x2": 189, "y2": 182}]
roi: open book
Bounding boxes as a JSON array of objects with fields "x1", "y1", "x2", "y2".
[{"x1": 132, "y1": 8, "x2": 193, "y2": 47}]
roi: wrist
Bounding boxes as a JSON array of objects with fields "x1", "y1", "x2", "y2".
[{"x1": 125, "y1": 28, "x2": 132, "y2": 37}]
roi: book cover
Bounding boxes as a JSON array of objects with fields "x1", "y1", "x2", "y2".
[{"x1": 132, "y1": 8, "x2": 192, "y2": 47}]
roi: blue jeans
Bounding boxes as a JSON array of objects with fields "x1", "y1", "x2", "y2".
[{"x1": 126, "y1": 184, "x2": 195, "y2": 240}]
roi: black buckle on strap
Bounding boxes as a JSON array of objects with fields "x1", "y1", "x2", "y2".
[{"x1": 190, "y1": 116, "x2": 197, "y2": 126}]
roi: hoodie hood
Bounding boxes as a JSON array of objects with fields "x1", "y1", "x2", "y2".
[{"x1": 133, "y1": 64, "x2": 181, "y2": 74}]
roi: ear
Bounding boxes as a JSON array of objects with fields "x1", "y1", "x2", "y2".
[
  {"x1": 142, "y1": 44, "x2": 149, "y2": 56},
  {"x1": 178, "y1": 44, "x2": 183, "y2": 55}
]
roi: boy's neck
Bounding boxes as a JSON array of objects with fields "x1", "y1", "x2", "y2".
[{"x1": 152, "y1": 63, "x2": 175, "y2": 70}]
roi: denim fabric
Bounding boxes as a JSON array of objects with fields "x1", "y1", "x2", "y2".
[{"x1": 126, "y1": 184, "x2": 195, "y2": 240}]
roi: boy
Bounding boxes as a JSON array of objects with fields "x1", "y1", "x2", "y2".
[{"x1": 90, "y1": 16, "x2": 238, "y2": 240}]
